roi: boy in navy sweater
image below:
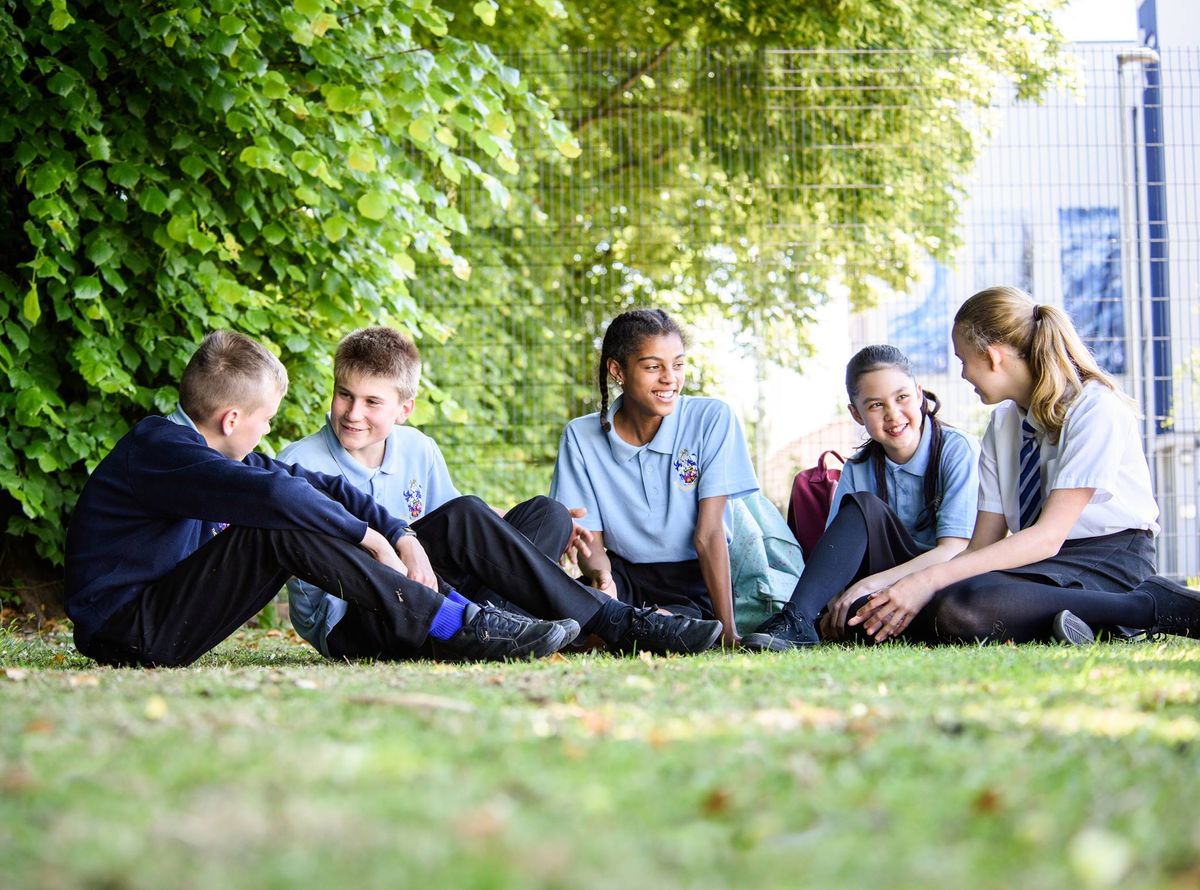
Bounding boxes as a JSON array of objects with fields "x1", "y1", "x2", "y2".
[{"x1": 65, "y1": 330, "x2": 576, "y2": 667}]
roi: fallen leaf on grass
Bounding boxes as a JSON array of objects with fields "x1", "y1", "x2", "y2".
[
  {"x1": 2, "y1": 768, "x2": 37, "y2": 794},
  {"x1": 579, "y1": 710, "x2": 610, "y2": 736},
  {"x1": 265, "y1": 629, "x2": 282, "y2": 638},
  {"x1": 647, "y1": 727, "x2": 670, "y2": 749},
  {"x1": 144, "y1": 695, "x2": 169, "y2": 720},
  {"x1": 700, "y1": 788, "x2": 732, "y2": 817},
  {"x1": 455, "y1": 799, "x2": 512, "y2": 841},
  {"x1": 68, "y1": 674, "x2": 100, "y2": 688},
  {"x1": 4, "y1": 668, "x2": 29, "y2": 682},
  {"x1": 754, "y1": 702, "x2": 843, "y2": 731},
  {"x1": 546, "y1": 651, "x2": 569, "y2": 663},
  {"x1": 23, "y1": 719, "x2": 53, "y2": 734},
  {"x1": 346, "y1": 693, "x2": 475, "y2": 712},
  {"x1": 972, "y1": 788, "x2": 1002, "y2": 814},
  {"x1": 1168, "y1": 865, "x2": 1200, "y2": 889}
]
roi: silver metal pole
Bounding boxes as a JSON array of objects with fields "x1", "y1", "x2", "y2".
[{"x1": 1117, "y1": 48, "x2": 1160, "y2": 455}]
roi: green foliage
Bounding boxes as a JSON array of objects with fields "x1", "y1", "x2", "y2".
[
  {"x1": 0, "y1": 0, "x2": 1074, "y2": 559},
  {"x1": 0, "y1": 0, "x2": 570, "y2": 562},
  {"x1": 417, "y1": 0, "x2": 1073, "y2": 500}
]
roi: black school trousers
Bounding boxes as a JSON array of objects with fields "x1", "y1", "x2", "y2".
[
  {"x1": 327, "y1": 495, "x2": 601, "y2": 660},
  {"x1": 83, "y1": 523, "x2": 444, "y2": 668},
  {"x1": 86, "y1": 495, "x2": 606, "y2": 668}
]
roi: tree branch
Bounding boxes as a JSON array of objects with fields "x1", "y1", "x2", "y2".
[{"x1": 571, "y1": 42, "x2": 675, "y2": 132}]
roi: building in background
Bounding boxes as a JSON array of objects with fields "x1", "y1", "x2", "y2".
[{"x1": 757, "y1": 0, "x2": 1200, "y2": 578}]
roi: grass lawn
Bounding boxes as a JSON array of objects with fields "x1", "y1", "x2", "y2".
[{"x1": 2, "y1": 627, "x2": 1198, "y2": 890}]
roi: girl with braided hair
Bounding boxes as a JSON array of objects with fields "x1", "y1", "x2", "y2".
[{"x1": 549, "y1": 308, "x2": 759, "y2": 648}]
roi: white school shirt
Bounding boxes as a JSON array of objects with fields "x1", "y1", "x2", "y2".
[
  {"x1": 549, "y1": 394, "x2": 759, "y2": 564},
  {"x1": 977, "y1": 382, "x2": 1159, "y2": 538}
]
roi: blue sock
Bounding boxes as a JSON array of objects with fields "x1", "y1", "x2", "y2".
[
  {"x1": 427, "y1": 597, "x2": 467, "y2": 640},
  {"x1": 446, "y1": 588, "x2": 470, "y2": 606}
]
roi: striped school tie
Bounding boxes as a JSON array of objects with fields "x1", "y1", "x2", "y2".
[{"x1": 1018, "y1": 419, "x2": 1042, "y2": 529}]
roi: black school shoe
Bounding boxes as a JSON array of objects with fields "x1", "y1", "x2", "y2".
[
  {"x1": 433, "y1": 603, "x2": 578, "y2": 662},
  {"x1": 612, "y1": 607, "x2": 723, "y2": 655},
  {"x1": 1051, "y1": 610, "x2": 1096, "y2": 646},
  {"x1": 1136, "y1": 575, "x2": 1200, "y2": 638},
  {"x1": 742, "y1": 608, "x2": 820, "y2": 652}
]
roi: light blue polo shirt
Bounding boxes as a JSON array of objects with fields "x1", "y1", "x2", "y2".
[
  {"x1": 277, "y1": 416, "x2": 460, "y2": 655},
  {"x1": 827, "y1": 420, "x2": 979, "y2": 551},
  {"x1": 550, "y1": 394, "x2": 759, "y2": 564}
]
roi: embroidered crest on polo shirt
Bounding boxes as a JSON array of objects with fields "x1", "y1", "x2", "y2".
[
  {"x1": 673, "y1": 448, "x2": 699, "y2": 490},
  {"x1": 403, "y1": 480, "x2": 424, "y2": 519}
]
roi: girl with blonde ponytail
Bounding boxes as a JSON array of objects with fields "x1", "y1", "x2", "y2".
[{"x1": 849, "y1": 285, "x2": 1200, "y2": 645}]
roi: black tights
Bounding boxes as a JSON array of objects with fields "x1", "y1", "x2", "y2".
[
  {"x1": 927, "y1": 574, "x2": 1155, "y2": 643},
  {"x1": 786, "y1": 493, "x2": 922, "y2": 624},
  {"x1": 786, "y1": 492, "x2": 1158, "y2": 644}
]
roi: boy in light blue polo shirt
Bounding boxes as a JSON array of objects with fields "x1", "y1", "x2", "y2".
[
  {"x1": 281, "y1": 327, "x2": 579, "y2": 659},
  {"x1": 280, "y1": 326, "x2": 725, "y2": 658}
]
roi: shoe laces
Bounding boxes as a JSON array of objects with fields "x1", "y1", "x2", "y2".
[
  {"x1": 628, "y1": 605, "x2": 674, "y2": 641},
  {"x1": 760, "y1": 608, "x2": 804, "y2": 637},
  {"x1": 474, "y1": 604, "x2": 525, "y2": 640}
]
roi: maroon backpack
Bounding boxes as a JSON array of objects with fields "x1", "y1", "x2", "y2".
[{"x1": 786, "y1": 450, "x2": 846, "y2": 558}]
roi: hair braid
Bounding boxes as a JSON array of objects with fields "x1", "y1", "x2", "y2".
[{"x1": 596, "y1": 308, "x2": 686, "y2": 434}]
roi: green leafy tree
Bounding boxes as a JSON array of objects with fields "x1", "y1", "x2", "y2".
[
  {"x1": 0, "y1": 0, "x2": 1072, "y2": 574},
  {"x1": 0, "y1": 0, "x2": 575, "y2": 565},
  {"x1": 416, "y1": 0, "x2": 1072, "y2": 499}
]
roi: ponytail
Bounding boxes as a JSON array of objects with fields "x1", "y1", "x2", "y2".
[{"x1": 954, "y1": 286, "x2": 1127, "y2": 443}]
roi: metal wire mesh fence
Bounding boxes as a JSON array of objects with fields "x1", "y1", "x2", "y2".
[{"x1": 414, "y1": 44, "x2": 1200, "y2": 580}]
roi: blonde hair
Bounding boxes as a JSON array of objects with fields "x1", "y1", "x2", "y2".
[
  {"x1": 180, "y1": 331, "x2": 288, "y2": 422},
  {"x1": 334, "y1": 327, "x2": 421, "y2": 401},
  {"x1": 953, "y1": 285, "x2": 1126, "y2": 443}
]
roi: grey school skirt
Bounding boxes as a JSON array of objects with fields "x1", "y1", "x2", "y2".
[{"x1": 1000, "y1": 528, "x2": 1156, "y2": 592}]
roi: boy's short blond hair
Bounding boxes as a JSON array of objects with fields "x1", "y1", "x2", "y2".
[
  {"x1": 334, "y1": 327, "x2": 421, "y2": 401},
  {"x1": 179, "y1": 331, "x2": 289, "y2": 422}
]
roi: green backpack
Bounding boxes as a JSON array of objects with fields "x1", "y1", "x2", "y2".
[{"x1": 729, "y1": 492, "x2": 805, "y2": 632}]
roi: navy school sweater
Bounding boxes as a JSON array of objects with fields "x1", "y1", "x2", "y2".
[{"x1": 64, "y1": 415, "x2": 411, "y2": 647}]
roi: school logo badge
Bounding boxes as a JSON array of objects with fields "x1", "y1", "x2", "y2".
[
  {"x1": 403, "y1": 480, "x2": 425, "y2": 519},
  {"x1": 673, "y1": 448, "x2": 699, "y2": 490}
]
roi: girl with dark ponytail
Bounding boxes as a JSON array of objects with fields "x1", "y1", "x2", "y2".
[
  {"x1": 550, "y1": 308, "x2": 760, "y2": 648},
  {"x1": 850, "y1": 286, "x2": 1200, "y2": 646},
  {"x1": 744, "y1": 344, "x2": 981, "y2": 651}
]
